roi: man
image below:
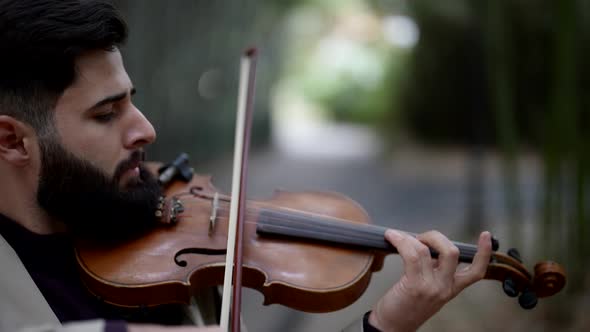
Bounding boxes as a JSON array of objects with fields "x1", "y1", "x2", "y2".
[{"x1": 0, "y1": 1, "x2": 492, "y2": 331}]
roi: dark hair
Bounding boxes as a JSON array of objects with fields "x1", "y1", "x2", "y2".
[{"x1": 0, "y1": 0, "x2": 127, "y2": 134}]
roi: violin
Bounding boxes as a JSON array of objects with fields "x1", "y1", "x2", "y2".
[{"x1": 75, "y1": 159, "x2": 566, "y2": 313}]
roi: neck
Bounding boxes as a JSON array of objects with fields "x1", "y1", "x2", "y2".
[
  {"x1": 13, "y1": 205, "x2": 67, "y2": 235},
  {"x1": 0, "y1": 169, "x2": 66, "y2": 235},
  {"x1": 256, "y1": 207, "x2": 482, "y2": 263}
]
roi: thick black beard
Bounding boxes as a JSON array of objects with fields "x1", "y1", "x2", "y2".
[{"x1": 37, "y1": 138, "x2": 162, "y2": 242}]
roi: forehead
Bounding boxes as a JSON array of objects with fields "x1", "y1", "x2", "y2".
[{"x1": 55, "y1": 49, "x2": 131, "y2": 112}]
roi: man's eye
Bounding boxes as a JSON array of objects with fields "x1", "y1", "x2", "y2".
[{"x1": 94, "y1": 111, "x2": 117, "y2": 123}]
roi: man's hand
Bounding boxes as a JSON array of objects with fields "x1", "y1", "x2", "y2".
[{"x1": 369, "y1": 230, "x2": 492, "y2": 332}]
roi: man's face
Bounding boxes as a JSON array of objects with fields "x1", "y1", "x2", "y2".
[
  {"x1": 52, "y1": 49, "x2": 156, "y2": 185},
  {"x1": 36, "y1": 49, "x2": 161, "y2": 239}
]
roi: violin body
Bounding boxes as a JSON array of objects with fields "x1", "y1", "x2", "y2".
[{"x1": 76, "y1": 168, "x2": 385, "y2": 313}]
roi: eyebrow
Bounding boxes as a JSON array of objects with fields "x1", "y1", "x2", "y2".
[{"x1": 89, "y1": 87, "x2": 136, "y2": 110}]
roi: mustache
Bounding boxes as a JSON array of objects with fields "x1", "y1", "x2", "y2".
[{"x1": 113, "y1": 150, "x2": 145, "y2": 183}]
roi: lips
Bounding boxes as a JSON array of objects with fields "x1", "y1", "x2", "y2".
[
  {"x1": 114, "y1": 150, "x2": 145, "y2": 187},
  {"x1": 125, "y1": 159, "x2": 141, "y2": 173},
  {"x1": 119, "y1": 165, "x2": 141, "y2": 186},
  {"x1": 123, "y1": 163, "x2": 140, "y2": 176}
]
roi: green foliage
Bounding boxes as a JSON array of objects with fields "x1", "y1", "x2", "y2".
[{"x1": 276, "y1": 0, "x2": 409, "y2": 128}]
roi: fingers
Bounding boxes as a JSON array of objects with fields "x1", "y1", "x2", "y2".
[
  {"x1": 385, "y1": 229, "x2": 432, "y2": 280},
  {"x1": 417, "y1": 231, "x2": 460, "y2": 283},
  {"x1": 385, "y1": 229, "x2": 492, "y2": 294},
  {"x1": 378, "y1": 228, "x2": 492, "y2": 332},
  {"x1": 455, "y1": 231, "x2": 492, "y2": 290}
]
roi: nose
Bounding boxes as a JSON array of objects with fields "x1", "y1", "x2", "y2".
[{"x1": 123, "y1": 105, "x2": 156, "y2": 150}]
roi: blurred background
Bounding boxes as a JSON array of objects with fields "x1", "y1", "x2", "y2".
[{"x1": 114, "y1": 0, "x2": 589, "y2": 331}]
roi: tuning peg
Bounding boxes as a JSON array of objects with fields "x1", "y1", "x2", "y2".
[
  {"x1": 502, "y1": 277, "x2": 519, "y2": 297},
  {"x1": 507, "y1": 248, "x2": 522, "y2": 263},
  {"x1": 518, "y1": 289, "x2": 538, "y2": 309},
  {"x1": 173, "y1": 198, "x2": 185, "y2": 213}
]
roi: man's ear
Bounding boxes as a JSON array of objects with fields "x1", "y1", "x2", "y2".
[{"x1": 0, "y1": 115, "x2": 35, "y2": 166}]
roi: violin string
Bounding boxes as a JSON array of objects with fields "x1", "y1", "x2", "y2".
[
  {"x1": 176, "y1": 191, "x2": 480, "y2": 257},
  {"x1": 177, "y1": 199, "x2": 479, "y2": 261},
  {"x1": 211, "y1": 201, "x2": 480, "y2": 256}
]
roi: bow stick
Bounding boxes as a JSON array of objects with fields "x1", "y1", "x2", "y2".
[{"x1": 219, "y1": 48, "x2": 258, "y2": 332}]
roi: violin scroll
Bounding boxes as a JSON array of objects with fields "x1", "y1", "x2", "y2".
[
  {"x1": 533, "y1": 261, "x2": 566, "y2": 298},
  {"x1": 488, "y1": 247, "x2": 566, "y2": 309}
]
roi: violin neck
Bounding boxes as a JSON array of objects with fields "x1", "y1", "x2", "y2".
[{"x1": 256, "y1": 209, "x2": 480, "y2": 263}]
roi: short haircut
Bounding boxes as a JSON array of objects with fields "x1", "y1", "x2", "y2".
[{"x1": 0, "y1": 0, "x2": 128, "y2": 135}]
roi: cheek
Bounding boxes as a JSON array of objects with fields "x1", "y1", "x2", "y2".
[
  {"x1": 54, "y1": 118, "x2": 123, "y2": 177},
  {"x1": 76, "y1": 139, "x2": 121, "y2": 176}
]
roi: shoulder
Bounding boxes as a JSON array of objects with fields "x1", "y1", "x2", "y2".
[{"x1": 0, "y1": 234, "x2": 60, "y2": 332}]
